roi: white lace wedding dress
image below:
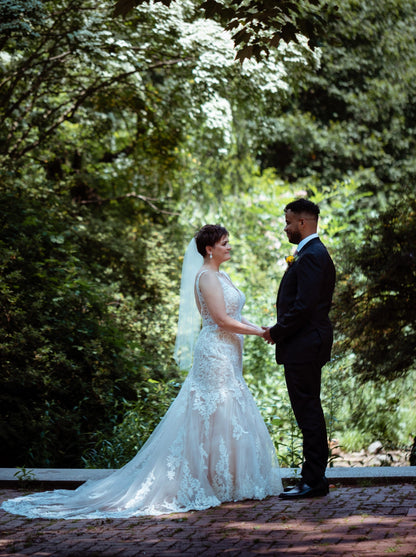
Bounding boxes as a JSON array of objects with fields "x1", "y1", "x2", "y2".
[{"x1": 2, "y1": 270, "x2": 282, "y2": 519}]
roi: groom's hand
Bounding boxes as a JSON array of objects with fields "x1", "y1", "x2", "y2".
[{"x1": 262, "y1": 326, "x2": 275, "y2": 345}]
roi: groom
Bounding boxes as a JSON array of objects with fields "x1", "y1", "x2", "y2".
[{"x1": 263, "y1": 198, "x2": 336, "y2": 499}]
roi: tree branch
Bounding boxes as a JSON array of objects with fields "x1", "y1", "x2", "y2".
[{"x1": 79, "y1": 192, "x2": 180, "y2": 215}]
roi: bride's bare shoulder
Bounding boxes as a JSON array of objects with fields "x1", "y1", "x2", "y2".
[{"x1": 198, "y1": 269, "x2": 221, "y2": 289}]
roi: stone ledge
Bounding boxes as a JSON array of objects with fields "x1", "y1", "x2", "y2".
[
  {"x1": 0, "y1": 466, "x2": 415, "y2": 489},
  {"x1": 326, "y1": 466, "x2": 416, "y2": 480},
  {"x1": 0, "y1": 468, "x2": 115, "y2": 482}
]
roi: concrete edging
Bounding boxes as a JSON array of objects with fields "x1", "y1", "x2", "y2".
[{"x1": 1, "y1": 466, "x2": 415, "y2": 488}]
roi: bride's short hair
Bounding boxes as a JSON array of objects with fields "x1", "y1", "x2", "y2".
[{"x1": 195, "y1": 224, "x2": 229, "y2": 257}]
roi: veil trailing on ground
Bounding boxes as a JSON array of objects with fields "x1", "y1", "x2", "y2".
[{"x1": 174, "y1": 237, "x2": 203, "y2": 371}]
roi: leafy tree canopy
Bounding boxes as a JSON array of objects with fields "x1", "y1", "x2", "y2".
[
  {"x1": 1, "y1": 0, "x2": 415, "y2": 467},
  {"x1": 256, "y1": 0, "x2": 416, "y2": 208},
  {"x1": 0, "y1": 0, "x2": 316, "y2": 466},
  {"x1": 113, "y1": 0, "x2": 338, "y2": 61}
]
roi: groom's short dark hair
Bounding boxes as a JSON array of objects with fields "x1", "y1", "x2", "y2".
[{"x1": 285, "y1": 198, "x2": 320, "y2": 220}]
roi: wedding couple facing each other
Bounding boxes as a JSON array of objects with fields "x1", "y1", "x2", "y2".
[{"x1": 1, "y1": 198, "x2": 335, "y2": 519}]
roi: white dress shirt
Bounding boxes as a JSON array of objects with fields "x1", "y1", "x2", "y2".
[{"x1": 297, "y1": 232, "x2": 319, "y2": 253}]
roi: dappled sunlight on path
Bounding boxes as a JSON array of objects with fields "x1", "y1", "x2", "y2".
[{"x1": 0, "y1": 484, "x2": 415, "y2": 556}]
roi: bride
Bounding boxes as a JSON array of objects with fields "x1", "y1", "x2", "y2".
[{"x1": 1, "y1": 224, "x2": 282, "y2": 519}]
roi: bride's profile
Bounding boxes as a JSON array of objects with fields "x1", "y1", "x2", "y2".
[{"x1": 2, "y1": 224, "x2": 282, "y2": 519}]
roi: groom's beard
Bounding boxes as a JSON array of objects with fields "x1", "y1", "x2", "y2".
[{"x1": 286, "y1": 231, "x2": 301, "y2": 244}]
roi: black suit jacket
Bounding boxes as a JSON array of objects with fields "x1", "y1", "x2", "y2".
[{"x1": 269, "y1": 238, "x2": 336, "y2": 366}]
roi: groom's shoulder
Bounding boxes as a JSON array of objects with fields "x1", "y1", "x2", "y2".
[
  {"x1": 302, "y1": 238, "x2": 332, "y2": 261},
  {"x1": 303, "y1": 237, "x2": 325, "y2": 253}
]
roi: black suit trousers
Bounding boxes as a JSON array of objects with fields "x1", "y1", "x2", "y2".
[{"x1": 284, "y1": 361, "x2": 328, "y2": 486}]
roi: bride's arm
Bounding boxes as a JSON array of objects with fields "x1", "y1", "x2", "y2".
[{"x1": 198, "y1": 271, "x2": 263, "y2": 336}]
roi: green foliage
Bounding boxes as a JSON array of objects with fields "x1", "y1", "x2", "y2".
[
  {"x1": 114, "y1": 0, "x2": 338, "y2": 62},
  {"x1": 0, "y1": 0, "x2": 44, "y2": 41},
  {"x1": 0, "y1": 172, "x2": 184, "y2": 467},
  {"x1": 0, "y1": 0, "x2": 414, "y2": 469},
  {"x1": 257, "y1": 0, "x2": 416, "y2": 206},
  {"x1": 82, "y1": 378, "x2": 182, "y2": 468},
  {"x1": 333, "y1": 198, "x2": 416, "y2": 381},
  {"x1": 0, "y1": 190, "x2": 142, "y2": 466},
  {"x1": 334, "y1": 369, "x2": 416, "y2": 452},
  {"x1": 13, "y1": 466, "x2": 36, "y2": 489}
]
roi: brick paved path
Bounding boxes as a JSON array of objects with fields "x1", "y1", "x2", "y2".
[{"x1": 1, "y1": 484, "x2": 415, "y2": 556}]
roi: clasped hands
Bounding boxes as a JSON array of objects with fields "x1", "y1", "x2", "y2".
[{"x1": 261, "y1": 326, "x2": 275, "y2": 345}]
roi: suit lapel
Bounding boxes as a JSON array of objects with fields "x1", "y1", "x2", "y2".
[
  {"x1": 277, "y1": 238, "x2": 321, "y2": 305},
  {"x1": 277, "y1": 262, "x2": 290, "y2": 305}
]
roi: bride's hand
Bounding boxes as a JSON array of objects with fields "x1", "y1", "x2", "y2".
[{"x1": 261, "y1": 326, "x2": 275, "y2": 344}]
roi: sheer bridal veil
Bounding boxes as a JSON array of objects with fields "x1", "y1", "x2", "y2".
[{"x1": 174, "y1": 237, "x2": 203, "y2": 371}]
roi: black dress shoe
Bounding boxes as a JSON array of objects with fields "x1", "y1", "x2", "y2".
[{"x1": 279, "y1": 480, "x2": 329, "y2": 499}]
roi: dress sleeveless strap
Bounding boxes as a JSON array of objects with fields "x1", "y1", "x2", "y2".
[
  {"x1": 195, "y1": 268, "x2": 217, "y2": 291},
  {"x1": 195, "y1": 268, "x2": 209, "y2": 284}
]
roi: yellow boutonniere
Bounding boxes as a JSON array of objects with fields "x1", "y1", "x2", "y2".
[{"x1": 285, "y1": 253, "x2": 298, "y2": 267}]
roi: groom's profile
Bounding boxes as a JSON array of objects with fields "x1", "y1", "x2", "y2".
[{"x1": 263, "y1": 198, "x2": 336, "y2": 499}]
